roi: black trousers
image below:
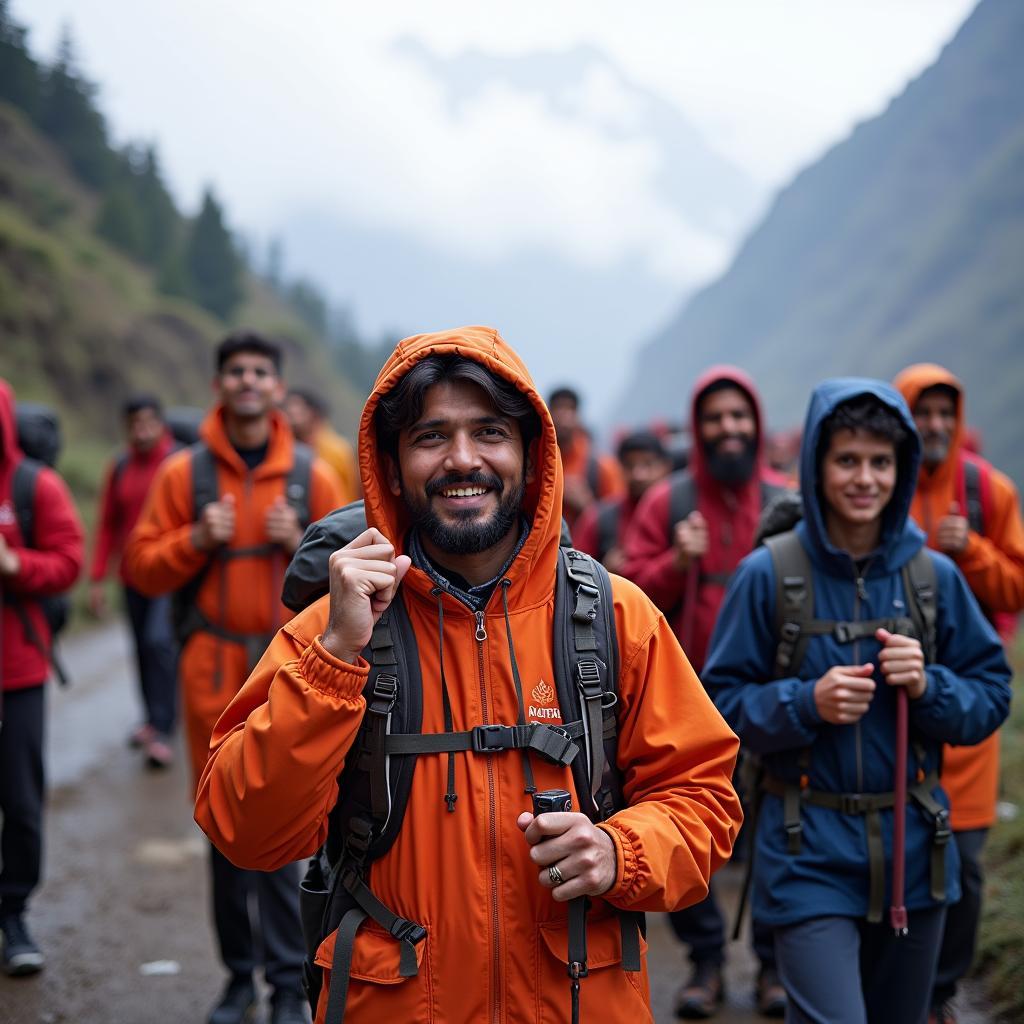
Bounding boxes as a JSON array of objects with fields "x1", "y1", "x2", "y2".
[
  {"x1": 0, "y1": 685, "x2": 45, "y2": 917},
  {"x1": 124, "y1": 586, "x2": 178, "y2": 736},
  {"x1": 209, "y1": 844, "x2": 305, "y2": 994},
  {"x1": 932, "y1": 828, "x2": 987, "y2": 1008},
  {"x1": 669, "y1": 880, "x2": 776, "y2": 970}
]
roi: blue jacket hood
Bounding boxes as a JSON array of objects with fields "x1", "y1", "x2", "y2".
[{"x1": 799, "y1": 378, "x2": 924, "y2": 575}]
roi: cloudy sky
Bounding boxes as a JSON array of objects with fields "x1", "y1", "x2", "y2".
[{"x1": 19, "y1": 1, "x2": 976, "y2": 413}]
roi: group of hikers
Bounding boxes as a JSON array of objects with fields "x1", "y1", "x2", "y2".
[{"x1": 0, "y1": 325, "x2": 1021, "y2": 1024}]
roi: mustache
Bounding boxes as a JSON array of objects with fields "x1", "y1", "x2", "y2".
[{"x1": 425, "y1": 472, "x2": 503, "y2": 497}]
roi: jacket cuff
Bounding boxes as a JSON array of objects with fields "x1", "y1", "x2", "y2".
[
  {"x1": 595, "y1": 820, "x2": 644, "y2": 904},
  {"x1": 794, "y1": 678, "x2": 823, "y2": 729},
  {"x1": 299, "y1": 638, "x2": 369, "y2": 699}
]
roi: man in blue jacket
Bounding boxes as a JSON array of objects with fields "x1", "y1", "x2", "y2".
[{"x1": 703, "y1": 379, "x2": 1011, "y2": 1024}]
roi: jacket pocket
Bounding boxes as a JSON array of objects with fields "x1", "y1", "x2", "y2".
[
  {"x1": 535, "y1": 912, "x2": 651, "y2": 1024},
  {"x1": 313, "y1": 919, "x2": 431, "y2": 1023}
]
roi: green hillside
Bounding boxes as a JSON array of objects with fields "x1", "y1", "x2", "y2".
[{"x1": 620, "y1": 0, "x2": 1024, "y2": 485}]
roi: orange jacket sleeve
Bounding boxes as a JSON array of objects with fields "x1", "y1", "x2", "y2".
[
  {"x1": 122, "y1": 453, "x2": 208, "y2": 597},
  {"x1": 955, "y1": 468, "x2": 1024, "y2": 613},
  {"x1": 597, "y1": 578, "x2": 741, "y2": 912},
  {"x1": 194, "y1": 604, "x2": 368, "y2": 869}
]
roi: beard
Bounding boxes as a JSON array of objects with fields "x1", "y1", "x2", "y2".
[
  {"x1": 704, "y1": 435, "x2": 758, "y2": 485},
  {"x1": 402, "y1": 470, "x2": 525, "y2": 555},
  {"x1": 922, "y1": 433, "x2": 951, "y2": 468}
]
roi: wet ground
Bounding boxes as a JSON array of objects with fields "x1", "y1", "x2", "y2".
[{"x1": 0, "y1": 623, "x2": 994, "y2": 1023}]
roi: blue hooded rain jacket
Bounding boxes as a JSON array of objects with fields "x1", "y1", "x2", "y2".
[{"x1": 703, "y1": 378, "x2": 1011, "y2": 927}]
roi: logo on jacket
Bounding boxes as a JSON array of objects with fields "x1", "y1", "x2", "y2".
[
  {"x1": 529, "y1": 680, "x2": 562, "y2": 721},
  {"x1": 0, "y1": 501, "x2": 14, "y2": 526}
]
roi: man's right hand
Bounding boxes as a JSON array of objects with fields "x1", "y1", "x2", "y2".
[
  {"x1": 813, "y1": 663, "x2": 876, "y2": 724},
  {"x1": 673, "y1": 510, "x2": 709, "y2": 569},
  {"x1": 193, "y1": 493, "x2": 236, "y2": 551},
  {"x1": 320, "y1": 528, "x2": 412, "y2": 665}
]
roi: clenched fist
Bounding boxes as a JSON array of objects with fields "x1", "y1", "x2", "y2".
[
  {"x1": 265, "y1": 496, "x2": 303, "y2": 552},
  {"x1": 320, "y1": 528, "x2": 412, "y2": 665},
  {"x1": 193, "y1": 493, "x2": 236, "y2": 551},
  {"x1": 673, "y1": 510, "x2": 709, "y2": 570},
  {"x1": 813, "y1": 662, "x2": 876, "y2": 725},
  {"x1": 876, "y1": 628, "x2": 927, "y2": 700}
]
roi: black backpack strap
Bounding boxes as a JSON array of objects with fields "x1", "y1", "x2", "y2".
[
  {"x1": 585, "y1": 453, "x2": 601, "y2": 496},
  {"x1": 902, "y1": 549, "x2": 938, "y2": 665},
  {"x1": 765, "y1": 530, "x2": 816, "y2": 678},
  {"x1": 962, "y1": 459, "x2": 984, "y2": 535},
  {"x1": 287, "y1": 442, "x2": 314, "y2": 528},
  {"x1": 595, "y1": 500, "x2": 621, "y2": 563},
  {"x1": 667, "y1": 471, "x2": 697, "y2": 536},
  {"x1": 12, "y1": 458, "x2": 40, "y2": 546}
]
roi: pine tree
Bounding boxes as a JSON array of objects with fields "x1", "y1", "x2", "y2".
[
  {"x1": 183, "y1": 187, "x2": 243, "y2": 320},
  {"x1": 0, "y1": 0, "x2": 41, "y2": 116},
  {"x1": 96, "y1": 183, "x2": 145, "y2": 255}
]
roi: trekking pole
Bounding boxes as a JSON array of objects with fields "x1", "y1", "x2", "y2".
[
  {"x1": 681, "y1": 561, "x2": 699, "y2": 653},
  {"x1": 890, "y1": 685, "x2": 909, "y2": 936}
]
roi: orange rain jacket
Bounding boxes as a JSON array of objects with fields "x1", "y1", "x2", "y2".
[
  {"x1": 894, "y1": 363, "x2": 1024, "y2": 830},
  {"x1": 125, "y1": 407, "x2": 343, "y2": 789},
  {"x1": 559, "y1": 429, "x2": 624, "y2": 528},
  {"x1": 195, "y1": 327, "x2": 742, "y2": 1024}
]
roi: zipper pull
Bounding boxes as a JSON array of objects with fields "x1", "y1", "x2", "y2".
[
  {"x1": 475, "y1": 610, "x2": 487, "y2": 642},
  {"x1": 856, "y1": 577, "x2": 868, "y2": 601}
]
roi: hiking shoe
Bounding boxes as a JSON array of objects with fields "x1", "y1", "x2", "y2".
[
  {"x1": 144, "y1": 735, "x2": 175, "y2": 770},
  {"x1": 271, "y1": 989, "x2": 311, "y2": 1024},
  {"x1": 129, "y1": 723, "x2": 157, "y2": 749},
  {"x1": 208, "y1": 977, "x2": 257, "y2": 1024},
  {"x1": 756, "y1": 968, "x2": 787, "y2": 1018},
  {"x1": 1, "y1": 914, "x2": 45, "y2": 976},
  {"x1": 675, "y1": 961, "x2": 724, "y2": 1019}
]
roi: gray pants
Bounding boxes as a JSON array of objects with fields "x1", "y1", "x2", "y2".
[{"x1": 774, "y1": 908, "x2": 946, "y2": 1024}]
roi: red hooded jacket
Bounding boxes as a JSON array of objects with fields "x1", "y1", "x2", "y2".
[
  {"x1": 621, "y1": 367, "x2": 786, "y2": 672},
  {"x1": 0, "y1": 379, "x2": 85, "y2": 691}
]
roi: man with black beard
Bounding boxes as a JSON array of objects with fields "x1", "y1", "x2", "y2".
[{"x1": 623, "y1": 366, "x2": 790, "y2": 1019}]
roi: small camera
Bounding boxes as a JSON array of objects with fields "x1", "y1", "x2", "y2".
[{"x1": 532, "y1": 788, "x2": 573, "y2": 816}]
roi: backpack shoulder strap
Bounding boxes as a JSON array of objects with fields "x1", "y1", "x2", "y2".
[
  {"x1": 595, "y1": 500, "x2": 621, "y2": 563},
  {"x1": 189, "y1": 441, "x2": 219, "y2": 516},
  {"x1": 764, "y1": 530, "x2": 816, "y2": 678},
  {"x1": 962, "y1": 458, "x2": 985, "y2": 536},
  {"x1": 12, "y1": 458, "x2": 41, "y2": 546},
  {"x1": 902, "y1": 548, "x2": 938, "y2": 665},
  {"x1": 667, "y1": 471, "x2": 697, "y2": 535},
  {"x1": 553, "y1": 548, "x2": 621, "y2": 821},
  {"x1": 585, "y1": 453, "x2": 601, "y2": 496},
  {"x1": 287, "y1": 441, "x2": 315, "y2": 528}
]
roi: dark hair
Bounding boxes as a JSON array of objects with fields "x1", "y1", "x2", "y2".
[
  {"x1": 617, "y1": 430, "x2": 667, "y2": 462},
  {"x1": 287, "y1": 387, "x2": 330, "y2": 418},
  {"x1": 122, "y1": 393, "x2": 163, "y2": 419},
  {"x1": 375, "y1": 356, "x2": 541, "y2": 458},
  {"x1": 916, "y1": 383, "x2": 959, "y2": 407},
  {"x1": 216, "y1": 331, "x2": 283, "y2": 373},
  {"x1": 548, "y1": 386, "x2": 580, "y2": 409},
  {"x1": 818, "y1": 395, "x2": 909, "y2": 458}
]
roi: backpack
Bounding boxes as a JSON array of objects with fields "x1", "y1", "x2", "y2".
[
  {"x1": 594, "y1": 497, "x2": 623, "y2": 563},
  {"x1": 170, "y1": 441, "x2": 314, "y2": 667},
  {"x1": 10, "y1": 403, "x2": 71, "y2": 685},
  {"x1": 283, "y1": 502, "x2": 642, "y2": 1023}
]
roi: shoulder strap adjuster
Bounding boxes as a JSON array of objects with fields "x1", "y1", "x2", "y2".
[
  {"x1": 833, "y1": 622, "x2": 854, "y2": 644},
  {"x1": 576, "y1": 659, "x2": 602, "y2": 690},
  {"x1": 369, "y1": 673, "x2": 398, "y2": 714}
]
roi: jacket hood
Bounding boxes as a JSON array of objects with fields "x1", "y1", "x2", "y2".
[
  {"x1": 688, "y1": 365, "x2": 765, "y2": 490},
  {"x1": 199, "y1": 404, "x2": 297, "y2": 478},
  {"x1": 359, "y1": 326, "x2": 562, "y2": 609},
  {"x1": 798, "y1": 378, "x2": 923, "y2": 574},
  {"x1": 892, "y1": 363, "x2": 964, "y2": 488}
]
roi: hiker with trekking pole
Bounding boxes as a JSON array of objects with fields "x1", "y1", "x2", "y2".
[
  {"x1": 621, "y1": 366, "x2": 790, "y2": 1018},
  {"x1": 702, "y1": 379, "x2": 1011, "y2": 1024},
  {"x1": 194, "y1": 326, "x2": 744, "y2": 1024}
]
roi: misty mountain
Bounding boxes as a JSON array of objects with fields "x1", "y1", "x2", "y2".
[
  {"x1": 618, "y1": 0, "x2": 1024, "y2": 485},
  {"x1": 279, "y1": 42, "x2": 762, "y2": 416}
]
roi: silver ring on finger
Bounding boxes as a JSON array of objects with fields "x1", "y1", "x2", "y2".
[{"x1": 548, "y1": 864, "x2": 566, "y2": 887}]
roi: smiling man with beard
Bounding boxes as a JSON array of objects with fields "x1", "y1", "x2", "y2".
[
  {"x1": 194, "y1": 327, "x2": 743, "y2": 1024},
  {"x1": 622, "y1": 366, "x2": 790, "y2": 1019}
]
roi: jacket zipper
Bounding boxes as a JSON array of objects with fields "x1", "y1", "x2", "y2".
[{"x1": 476, "y1": 609, "x2": 502, "y2": 1024}]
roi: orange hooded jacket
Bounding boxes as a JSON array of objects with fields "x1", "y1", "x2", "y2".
[
  {"x1": 894, "y1": 363, "x2": 1024, "y2": 830},
  {"x1": 125, "y1": 406, "x2": 343, "y2": 788},
  {"x1": 194, "y1": 327, "x2": 742, "y2": 1024}
]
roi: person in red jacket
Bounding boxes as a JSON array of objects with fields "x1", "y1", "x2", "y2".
[
  {"x1": 0, "y1": 379, "x2": 84, "y2": 976},
  {"x1": 572, "y1": 430, "x2": 672, "y2": 572},
  {"x1": 89, "y1": 394, "x2": 179, "y2": 768},
  {"x1": 622, "y1": 366, "x2": 789, "y2": 1018}
]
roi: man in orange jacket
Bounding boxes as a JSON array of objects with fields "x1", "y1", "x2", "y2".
[
  {"x1": 194, "y1": 326, "x2": 743, "y2": 1024},
  {"x1": 894, "y1": 363, "x2": 1024, "y2": 1024},
  {"x1": 126, "y1": 332, "x2": 343, "y2": 1024}
]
